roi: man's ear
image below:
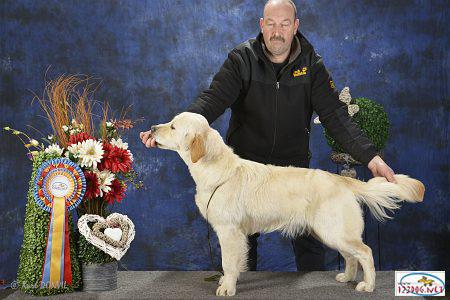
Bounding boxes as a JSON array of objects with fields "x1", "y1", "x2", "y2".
[{"x1": 190, "y1": 134, "x2": 205, "y2": 163}]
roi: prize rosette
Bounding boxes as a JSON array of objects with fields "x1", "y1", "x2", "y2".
[{"x1": 33, "y1": 158, "x2": 86, "y2": 288}]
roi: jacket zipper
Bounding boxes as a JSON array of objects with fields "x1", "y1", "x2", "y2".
[
  {"x1": 269, "y1": 60, "x2": 279, "y2": 158},
  {"x1": 268, "y1": 57, "x2": 296, "y2": 159},
  {"x1": 269, "y1": 81, "x2": 279, "y2": 158}
]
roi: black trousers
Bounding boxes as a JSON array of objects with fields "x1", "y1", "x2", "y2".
[{"x1": 246, "y1": 232, "x2": 326, "y2": 271}]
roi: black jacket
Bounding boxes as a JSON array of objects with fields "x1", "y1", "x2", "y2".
[{"x1": 187, "y1": 32, "x2": 377, "y2": 167}]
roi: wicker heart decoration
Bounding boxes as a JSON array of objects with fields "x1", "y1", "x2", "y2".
[{"x1": 78, "y1": 213, "x2": 135, "y2": 260}]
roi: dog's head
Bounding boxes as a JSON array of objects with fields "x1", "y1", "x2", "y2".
[{"x1": 150, "y1": 112, "x2": 210, "y2": 163}]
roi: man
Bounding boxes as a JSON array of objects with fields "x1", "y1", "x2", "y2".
[{"x1": 140, "y1": 0, "x2": 396, "y2": 271}]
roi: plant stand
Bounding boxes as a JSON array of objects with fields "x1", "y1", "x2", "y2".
[
  {"x1": 82, "y1": 261, "x2": 118, "y2": 291},
  {"x1": 330, "y1": 151, "x2": 362, "y2": 178}
]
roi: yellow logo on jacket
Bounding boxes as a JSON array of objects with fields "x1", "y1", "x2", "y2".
[{"x1": 293, "y1": 67, "x2": 307, "y2": 77}]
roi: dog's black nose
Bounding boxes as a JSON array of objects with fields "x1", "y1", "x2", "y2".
[{"x1": 151, "y1": 125, "x2": 157, "y2": 132}]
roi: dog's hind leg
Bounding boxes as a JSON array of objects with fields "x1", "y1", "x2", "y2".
[
  {"x1": 337, "y1": 240, "x2": 375, "y2": 292},
  {"x1": 335, "y1": 250, "x2": 358, "y2": 283},
  {"x1": 215, "y1": 225, "x2": 248, "y2": 296},
  {"x1": 311, "y1": 197, "x2": 374, "y2": 292}
]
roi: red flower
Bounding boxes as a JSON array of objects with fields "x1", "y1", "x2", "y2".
[
  {"x1": 69, "y1": 132, "x2": 94, "y2": 145},
  {"x1": 84, "y1": 171, "x2": 100, "y2": 200},
  {"x1": 98, "y1": 143, "x2": 132, "y2": 173},
  {"x1": 98, "y1": 142, "x2": 113, "y2": 171},
  {"x1": 104, "y1": 179, "x2": 126, "y2": 204}
]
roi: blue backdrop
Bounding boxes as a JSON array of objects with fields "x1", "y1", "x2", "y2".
[{"x1": 1, "y1": 0, "x2": 449, "y2": 285}]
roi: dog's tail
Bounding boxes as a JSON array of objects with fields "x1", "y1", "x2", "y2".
[{"x1": 348, "y1": 174, "x2": 425, "y2": 221}]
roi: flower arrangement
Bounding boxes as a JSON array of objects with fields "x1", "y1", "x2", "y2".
[
  {"x1": 7, "y1": 74, "x2": 142, "y2": 295},
  {"x1": 4, "y1": 75, "x2": 142, "y2": 215}
]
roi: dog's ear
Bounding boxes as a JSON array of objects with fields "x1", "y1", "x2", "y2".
[{"x1": 190, "y1": 134, "x2": 205, "y2": 163}]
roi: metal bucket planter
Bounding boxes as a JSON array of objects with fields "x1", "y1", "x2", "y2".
[{"x1": 82, "y1": 261, "x2": 118, "y2": 291}]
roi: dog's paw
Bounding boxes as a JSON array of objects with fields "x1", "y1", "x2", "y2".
[
  {"x1": 355, "y1": 281, "x2": 374, "y2": 292},
  {"x1": 218, "y1": 275, "x2": 238, "y2": 286},
  {"x1": 216, "y1": 282, "x2": 236, "y2": 296},
  {"x1": 335, "y1": 272, "x2": 352, "y2": 283}
]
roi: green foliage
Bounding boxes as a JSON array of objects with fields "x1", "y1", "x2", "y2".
[
  {"x1": 77, "y1": 233, "x2": 115, "y2": 265},
  {"x1": 16, "y1": 152, "x2": 81, "y2": 295},
  {"x1": 123, "y1": 168, "x2": 144, "y2": 190},
  {"x1": 324, "y1": 97, "x2": 390, "y2": 154}
]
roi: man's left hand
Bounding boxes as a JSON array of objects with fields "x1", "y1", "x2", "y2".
[{"x1": 367, "y1": 155, "x2": 397, "y2": 183}]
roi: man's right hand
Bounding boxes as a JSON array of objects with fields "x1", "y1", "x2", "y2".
[{"x1": 140, "y1": 130, "x2": 157, "y2": 148}]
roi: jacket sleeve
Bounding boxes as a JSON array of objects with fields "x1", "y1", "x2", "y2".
[
  {"x1": 310, "y1": 53, "x2": 378, "y2": 166},
  {"x1": 185, "y1": 49, "x2": 244, "y2": 124}
]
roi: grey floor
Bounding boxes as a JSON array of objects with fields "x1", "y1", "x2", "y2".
[{"x1": 1, "y1": 271, "x2": 424, "y2": 299}]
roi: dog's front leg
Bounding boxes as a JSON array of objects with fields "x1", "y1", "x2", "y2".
[{"x1": 215, "y1": 225, "x2": 248, "y2": 296}]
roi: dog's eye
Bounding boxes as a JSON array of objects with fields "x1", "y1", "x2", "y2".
[{"x1": 170, "y1": 124, "x2": 175, "y2": 130}]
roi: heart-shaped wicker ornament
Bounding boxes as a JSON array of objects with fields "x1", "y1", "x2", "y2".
[
  {"x1": 92, "y1": 217, "x2": 129, "y2": 248},
  {"x1": 78, "y1": 213, "x2": 135, "y2": 260}
]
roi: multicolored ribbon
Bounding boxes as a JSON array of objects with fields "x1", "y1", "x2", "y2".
[{"x1": 34, "y1": 158, "x2": 85, "y2": 289}]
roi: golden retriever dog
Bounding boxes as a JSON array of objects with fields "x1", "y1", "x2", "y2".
[{"x1": 149, "y1": 112, "x2": 425, "y2": 296}]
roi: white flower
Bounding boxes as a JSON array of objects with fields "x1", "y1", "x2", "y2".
[
  {"x1": 69, "y1": 129, "x2": 77, "y2": 135},
  {"x1": 314, "y1": 86, "x2": 359, "y2": 124},
  {"x1": 339, "y1": 86, "x2": 352, "y2": 105},
  {"x1": 127, "y1": 150, "x2": 134, "y2": 162},
  {"x1": 78, "y1": 139, "x2": 104, "y2": 169},
  {"x1": 47, "y1": 134, "x2": 54, "y2": 140},
  {"x1": 94, "y1": 169, "x2": 115, "y2": 197},
  {"x1": 111, "y1": 138, "x2": 128, "y2": 150},
  {"x1": 106, "y1": 121, "x2": 113, "y2": 128},
  {"x1": 67, "y1": 142, "x2": 82, "y2": 159},
  {"x1": 29, "y1": 139, "x2": 39, "y2": 147},
  {"x1": 340, "y1": 87, "x2": 359, "y2": 117},
  {"x1": 44, "y1": 143, "x2": 63, "y2": 156},
  {"x1": 62, "y1": 125, "x2": 69, "y2": 132}
]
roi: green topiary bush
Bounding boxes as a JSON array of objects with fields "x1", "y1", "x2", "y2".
[
  {"x1": 16, "y1": 152, "x2": 81, "y2": 296},
  {"x1": 324, "y1": 97, "x2": 390, "y2": 154}
]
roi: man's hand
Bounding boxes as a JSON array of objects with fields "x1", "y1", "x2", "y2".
[
  {"x1": 367, "y1": 155, "x2": 397, "y2": 183},
  {"x1": 140, "y1": 130, "x2": 157, "y2": 148}
]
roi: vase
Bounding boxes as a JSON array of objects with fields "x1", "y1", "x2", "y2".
[{"x1": 82, "y1": 261, "x2": 117, "y2": 291}]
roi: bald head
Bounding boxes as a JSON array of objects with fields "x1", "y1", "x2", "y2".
[
  {"x1": 260, "y1": 0, "x2": 299, "y2": 62},
  {"x1": 264, "y1": 0, "x2": 297, "y2": 21}
]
